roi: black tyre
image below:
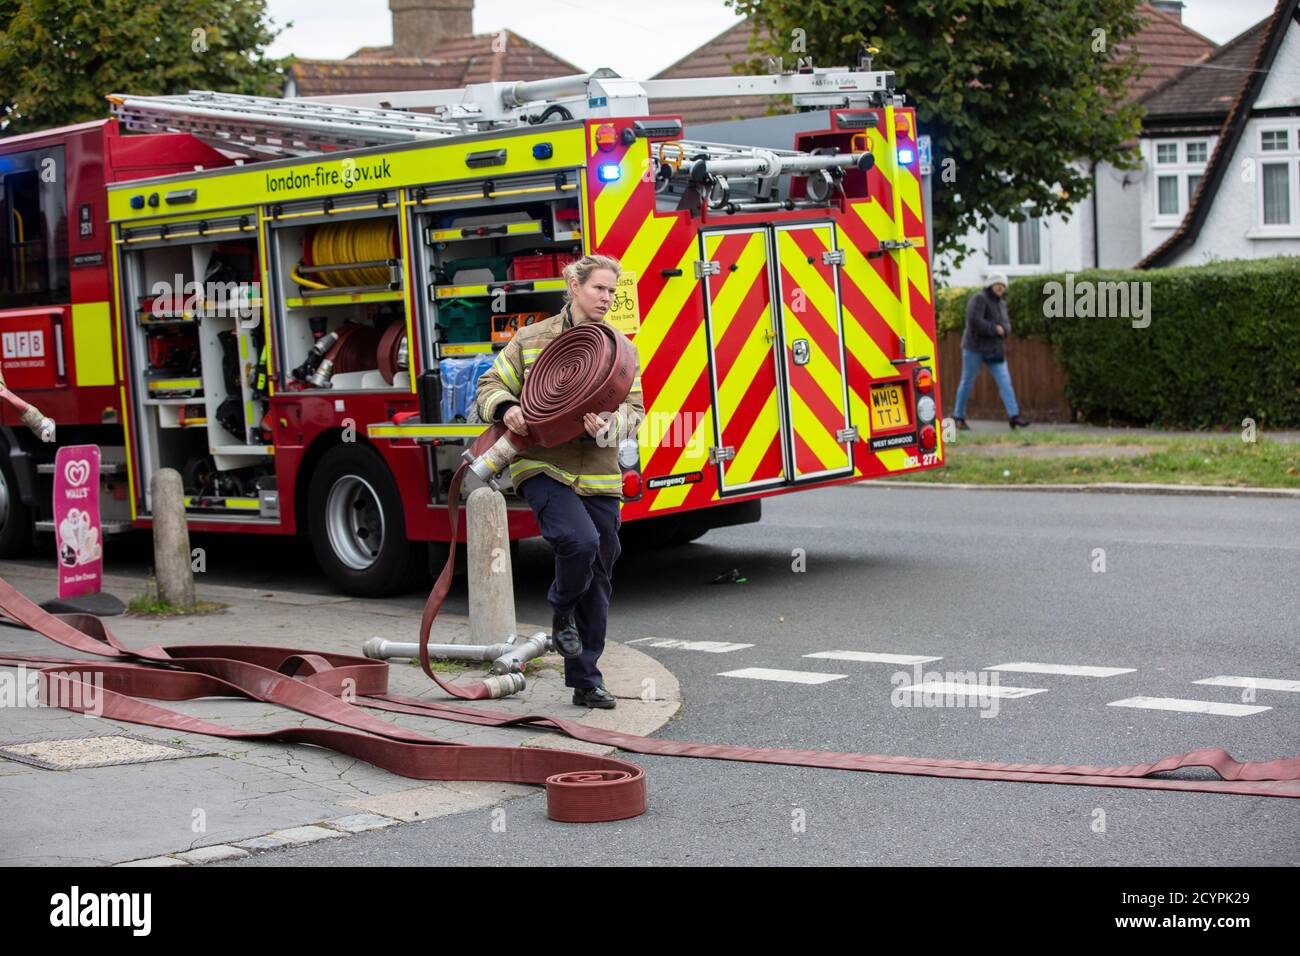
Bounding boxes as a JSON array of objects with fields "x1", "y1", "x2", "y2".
[
  {"x1": 307, "y1": 444, "x2": 426, "y2": 596},
  {"x1": 0, "y1": 445, "x2": 34, "y2": 557}
]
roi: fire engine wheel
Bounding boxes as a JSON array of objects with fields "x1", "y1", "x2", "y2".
[
  {"x1": 307, "y1": 445, "x2": 425, "y2": 597},
  {"x1": 0, "y1": 448, "x2": 34, "y2": 558}
]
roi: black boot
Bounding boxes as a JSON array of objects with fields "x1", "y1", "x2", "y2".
[
  {"x1": 954, "y1": 417, "x2": 970, "y2": 431},
  {"x1": 551, "y1": 613, "x2": 582, "y2": 659},
  {"x1": 572, "y1": 685, "x2": 617, "y2": 709},
  {"x1": 1009, "y1": 415, "x2": 1031, "y2": 429}
]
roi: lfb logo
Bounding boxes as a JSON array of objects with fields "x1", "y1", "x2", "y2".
[
  {"x1": 1, "y1": 330, "x2": 45, "y2": 359},
  {"x1": 64, "y1": 459, "x2": 90, "y2": 488}
]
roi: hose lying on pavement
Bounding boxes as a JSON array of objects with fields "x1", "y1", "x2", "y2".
[
  {"x1": 1, "y1": 321, "x2": 1297, "y2": 823},
  {"x1": 3, "y1": 577, "x2": 1298, "y2": 831}
]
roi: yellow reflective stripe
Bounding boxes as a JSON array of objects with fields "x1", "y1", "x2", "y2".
[
  {"x1": 492, "y1": 352, "x2": 521, "y2": 391},
  {"x1": 480, "y1": 388, "x2": 516, "y2": 414},
  {"x1": 507, "y1": 459, "x2": 622, "y2": 490},
  {"x1": 510, "y1": 458, "x2": 577, "y2": 481}
]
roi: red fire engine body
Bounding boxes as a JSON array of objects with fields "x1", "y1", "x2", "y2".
[{"x1": 0, "y1": 68, "x2": 946, "y2": 595}]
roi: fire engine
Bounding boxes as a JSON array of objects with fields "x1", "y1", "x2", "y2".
[{"x1": 0, "y1": 64, "x2": 945, "y2": 596}]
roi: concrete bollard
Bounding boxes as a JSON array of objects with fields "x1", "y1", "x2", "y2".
[
  {"x1": 466, "y1": 486, "x2": 516, "y2": 646},
  {"x1": 150, "y1": 468, "x2": 194, "y2": 609}
]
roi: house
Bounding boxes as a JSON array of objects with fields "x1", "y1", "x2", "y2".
[
  {"x1": 1138, "y1": 0, "x2": 1300, "y2": 266},
  {"x1": 941, "y1": 1, "x2": 1221, "y2": 284},
  {"x1": 282, "y1": 0, "x2": 581, "y2": 100},
  {"x1": 643, "y1": 4, "x2": 1236, "y2": 283}
]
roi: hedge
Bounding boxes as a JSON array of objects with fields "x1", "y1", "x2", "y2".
[{"x1": 936, "y1": 257, "x2": 1300, "y2": 427}]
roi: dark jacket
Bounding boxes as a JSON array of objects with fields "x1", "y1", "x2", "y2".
[{"x1": 962, "y1": 286, "x2": 1011, "y2": 362}]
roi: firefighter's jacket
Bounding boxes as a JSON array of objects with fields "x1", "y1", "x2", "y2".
[{"x1": 475, "y1": 303, "x2": 644, "y2": 496}]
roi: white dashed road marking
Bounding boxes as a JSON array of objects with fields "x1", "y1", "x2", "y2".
[
  {"x1": 1108, "y1": 697, "x2": 1272, "y2": 717},
  {"x1": 985, "y1": 662, "x2": 1136, "y2": 678},
  {"x1": 894, "y1": 682, "x2": 1047, "y2": 699},
  {"x1": 717, "y1": 668, "x2": 847, "y2": 685},
  {"x1": 1192, "y1": 676, "x2": 1300, "y2": 693},
  {"x1": 804, "y1": 651, "x2": 942, "y2": 665},
  {"x1": 624, "y1": 639, "x2": 754, "y2": 653}
]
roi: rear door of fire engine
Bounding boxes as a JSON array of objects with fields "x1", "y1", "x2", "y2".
[{"x1": 699, "y1": 222, "x2": 853, "y2": 494}]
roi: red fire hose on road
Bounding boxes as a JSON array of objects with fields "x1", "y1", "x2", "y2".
[{"x1": 1, "y1": 324, "x2": 1297, "y2": 824}]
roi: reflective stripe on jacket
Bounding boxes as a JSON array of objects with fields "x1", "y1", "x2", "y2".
[{"x1": 475, "y1": 304, "x2": 644, "y2": 497}]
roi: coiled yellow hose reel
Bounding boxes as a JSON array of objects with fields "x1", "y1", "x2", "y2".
[{"x1": 291, "y1": 220, "x2": 397, "y2": 290}]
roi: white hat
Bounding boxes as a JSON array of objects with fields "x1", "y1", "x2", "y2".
[{"x1": 986, "y1": 272, "x2": 1009, "y2": 288}]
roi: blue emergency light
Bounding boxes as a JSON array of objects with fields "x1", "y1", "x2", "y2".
[
  {"x1": 597, "y1": 163, "x2": 621, "y2": 182},
  {"x1": 898, "y1": 148, "x2": 916, "y2": 166}
]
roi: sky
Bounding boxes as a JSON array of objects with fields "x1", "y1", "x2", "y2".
[{"x1": 261, "y1": 0, "x2": 1281, "y2": 80}]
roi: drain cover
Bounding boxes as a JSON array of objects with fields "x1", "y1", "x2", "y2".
[{"x1": 0, "y1": 734, "x2": 208, "y2": 770}]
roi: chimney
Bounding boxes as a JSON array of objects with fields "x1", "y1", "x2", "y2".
[
  {"x1": 1149, "y1": 1, "x2": 1185, "y2": 21},
  {"x1": 388, "y1": 0, "x2": 474, "y2": 58}
]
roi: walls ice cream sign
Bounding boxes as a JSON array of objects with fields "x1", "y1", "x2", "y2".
[{"x1": 54, "y1": 445, "x2": 102, "y2": 598}]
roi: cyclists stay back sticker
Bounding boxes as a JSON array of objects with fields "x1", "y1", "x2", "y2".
[{"x1": 606, "y1": 271, "x2": 640, "y2": 335}]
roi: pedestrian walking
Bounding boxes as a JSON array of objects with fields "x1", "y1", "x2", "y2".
[{"x1": 952, "y1": 272, "x2": 1031, "y2": 430}]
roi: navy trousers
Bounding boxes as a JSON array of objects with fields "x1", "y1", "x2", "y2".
[{"x1": 517, "y1": 474, "x2": 622, "y2": 689}]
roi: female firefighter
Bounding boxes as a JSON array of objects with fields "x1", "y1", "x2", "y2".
[{"x1": 474, "y1": 254, "x2": 644, "y2": 709}]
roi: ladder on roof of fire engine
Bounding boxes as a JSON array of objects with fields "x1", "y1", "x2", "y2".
[
  {"x1": 108, "y1": 64, "x2": 899, "y2": 160},
  {"x1": 106, "y1": 90, "x2": 465, "y2": 158}
]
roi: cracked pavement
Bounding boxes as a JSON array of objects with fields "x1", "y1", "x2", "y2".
[{"x1": 0, "y1": 561, "x2": 680, "y2": 865}]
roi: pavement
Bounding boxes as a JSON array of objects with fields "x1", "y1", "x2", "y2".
[
  {"x1": 953, "y1": 418, "x2": 1300, "y2": 442},
  {"x1": 0, "y1": 560, "x2": 680, "y2": 867}
]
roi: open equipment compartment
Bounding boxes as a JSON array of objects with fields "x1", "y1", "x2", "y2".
[
  {"x1": 266, "y1": 189, "x2": 411, "y2": 395},
  {"x1": 408, "y1": 169, "x2": 582, "y2": 425},
  {"x1": 117, "y1": 212, "x2": 275, "y2": 516}
]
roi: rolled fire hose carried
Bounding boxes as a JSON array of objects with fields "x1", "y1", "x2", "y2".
[{"x1": 1, "y1": 330, "x2": 1298, "y2": 824}]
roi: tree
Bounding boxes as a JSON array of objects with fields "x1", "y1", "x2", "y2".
[
  {"x1": 0, "y1": 0, "x2": 291, "y2": 134},
  {"x1": 727, "y1": 0, "x2": 1146, "y2": 270}
]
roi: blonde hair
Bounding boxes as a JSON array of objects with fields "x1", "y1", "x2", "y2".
[{"x1": 562, "y1": 254, "x2": 621, "y2": 303}]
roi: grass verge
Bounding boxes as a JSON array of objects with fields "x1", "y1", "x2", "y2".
[{"x1": 893, "y1": 433, "x2": 1300, "y2": 488}]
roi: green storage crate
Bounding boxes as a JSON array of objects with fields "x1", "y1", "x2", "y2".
[
  {"x1": 442, "y1": 255, "x2": 509, "y2": 284},
  {"x1": 438, "y1": 298, "x2": 491, "y2": 343}
]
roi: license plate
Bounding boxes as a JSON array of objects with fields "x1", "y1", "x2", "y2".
[{"x1": 869, "y1": 384, "x2": 911, "y2": 430}]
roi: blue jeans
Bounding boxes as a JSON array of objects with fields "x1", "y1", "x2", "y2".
[{"x1": 953, "y1": 349, "x2": 1019, "y2": 419}]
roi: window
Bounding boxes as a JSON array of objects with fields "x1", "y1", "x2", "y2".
[
  {"x1": 1150, "y1": 137, "x2": 1212, "y2": 223},
  {"x1": 987, "y1": 217, "x2": 1010, "y2": 265},
  {"x1": 1158, "y1": 176, "x2": 1180, "y2": 215},
  {"x1": 987, "y1": 206, "x2": 1043, "y2": 268},
  {"x1": 1261, "y1": 130, "x2": 1289, "y2": 152},
  {"x1": 0, "y1": 145, "x2": 69, "y2": 309},
  {"x1": 1262, "y1": 163, "x2": 1291, "y2": 225},
  {"x1": 1017, "y1": 217, "x2": 1041, "y2": 265},
  {"x1": 1254, "y1": 122, "x2": 1299, "y2": 230}
]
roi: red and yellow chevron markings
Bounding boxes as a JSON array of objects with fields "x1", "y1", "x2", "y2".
[
  {"x1": 839, "y1": 107, "x2": 941, "y2": 475},
  {"x1": 775, "y1": 225, "x2": 852, "y2": 479},
  {"x1": 704, "y1": 230, "x2": 785, "y2": 492}
]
